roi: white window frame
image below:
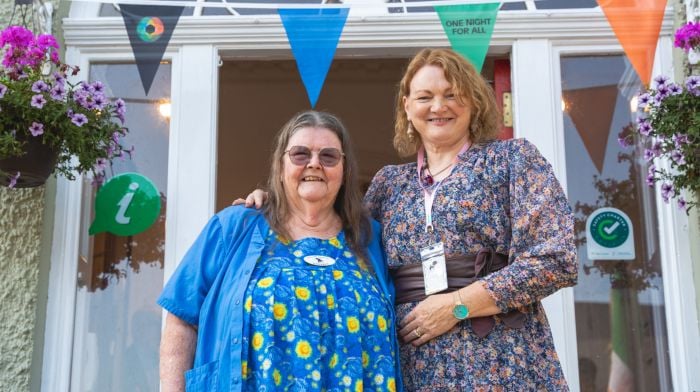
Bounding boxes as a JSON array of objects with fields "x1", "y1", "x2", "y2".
[
  {"x1": 518, "y1": 35, "x2": 699, "y2": 391},
  {"x1": 43, "y1": 4, "x2": 695, "y2": 392},
  {"x1": 41, "y1": 44, "x2": 220, "y2": 391}
]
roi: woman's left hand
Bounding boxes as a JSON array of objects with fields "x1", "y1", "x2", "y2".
[{"x1": 398, "y1": 292, "x2": 459, "y2": 347}]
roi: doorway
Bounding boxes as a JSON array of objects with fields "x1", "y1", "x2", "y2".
[{"x1": 215, "y1": 55, "x2": 506, "y2": 209}]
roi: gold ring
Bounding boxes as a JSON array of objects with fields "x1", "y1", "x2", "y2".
[{"x1": 413, "y1": 328, "x2": 422, "y2": 338}]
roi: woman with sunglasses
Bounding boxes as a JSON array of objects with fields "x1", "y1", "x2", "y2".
[
  {"x1": 238, "y1": 49, "x2": 577, "y2": 391},
  {"x1": 159, "y1": 110, "x2": 402, "y2": 391}
]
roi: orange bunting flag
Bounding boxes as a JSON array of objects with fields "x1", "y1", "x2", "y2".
[{"x1": 597, "y1": 0, "x2": 668, "y2": 86}]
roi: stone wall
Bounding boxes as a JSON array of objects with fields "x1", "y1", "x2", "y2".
[
  {"x1": 0, "y1": 0, "x2": 59, "y2": 390},
  {"x1": 0, "y1": 187, "x2": 45, "y2": 391}
]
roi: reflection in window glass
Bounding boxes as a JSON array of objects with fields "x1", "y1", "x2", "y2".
[
  {"x1": 561, "y1": 55, "x2": 672, "y2": 392},
  {"x1": 71, "y1": 63, "x2": 170, "y2": 392}
]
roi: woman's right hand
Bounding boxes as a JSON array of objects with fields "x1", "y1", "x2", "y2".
[{"x1": 231, "y1": 189, "x2": 268, "y2": 209}]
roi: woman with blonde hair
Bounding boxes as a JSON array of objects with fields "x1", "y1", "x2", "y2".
[{"x1": 367, "y1": 47, "x2": 577, "y2": 390}]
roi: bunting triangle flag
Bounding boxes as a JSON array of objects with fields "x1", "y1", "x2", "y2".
[
  {"x1": 120, "y1": 4, "x2": 183, "y2": 95},
  {"x1": 597, "y1": 0, "x2": 667, "y2": 86},
  {"x1": 435, "y1": 3, "x2": 500, "y2": 72},
  {"x1": 278, "y1": 8, "x2": 349, "y2": 108},
  {"x1": 564, "y1": 85, "x2": 619, "y2": 173}
]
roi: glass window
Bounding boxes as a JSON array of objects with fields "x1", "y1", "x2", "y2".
[
  {"x1": 536, "y1": 0, "x2": 597, "y2": 9},
  {"x1": 99, "y1": 3, "x2": 195, "y2": 17},
  {"x1": 99, "y1": 0, "x2": 598, "y2": 17},
  {"x1": 203, "y1": 0, "x2": 323, "y2": 16},
  {"x1": 391, "y1": 0, "x2": 596, "y2": 13},
  {"x1": 561, "y1": 55, "x2": 672, "y2": 392},
  {"x1": 500, "y1": 2, "x2": 527, "y2": 11},
  {"x1": 70, "y1": 63, "x2": 171, "y2": 392}
]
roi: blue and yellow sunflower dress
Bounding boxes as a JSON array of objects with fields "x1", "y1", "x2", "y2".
[{"x1": 240, "y1": 230, "x2": 398, "y2": 391}]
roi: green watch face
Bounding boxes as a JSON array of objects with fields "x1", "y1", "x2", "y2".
[{"x1": 453, "y1": 304, "x2": 469, "y2": 320}]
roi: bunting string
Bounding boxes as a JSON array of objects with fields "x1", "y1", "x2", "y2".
[{"x1": 70, "y1": 0, "x2": 542, "y2": 9}]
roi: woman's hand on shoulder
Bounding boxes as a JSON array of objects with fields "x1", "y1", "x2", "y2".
[
  {"x1": 398, "y1": 293, "x2": 458, "y2": 347},
  {"x1": 231, "y1": 189, "x2": 268, "y2": 209}
]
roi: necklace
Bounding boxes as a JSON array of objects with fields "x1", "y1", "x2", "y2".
[
  {"x1": 417, "y1": 142, "x2": 471, "y2": 189},
  {"x1": 421, "y1": 162, "x2": 454, "y2": 187}
]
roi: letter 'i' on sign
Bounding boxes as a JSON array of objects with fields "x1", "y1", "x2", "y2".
[
  {"x1": 89, "y1": 173, "x2": 161, "y2": 236},
  {"x1": 435, "y1": 3, "x2": 501, "y2": 72}
]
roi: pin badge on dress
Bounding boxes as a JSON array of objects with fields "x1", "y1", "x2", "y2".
[{"x1": 303, "y1": 255, "x2": 336, "y2": 266}]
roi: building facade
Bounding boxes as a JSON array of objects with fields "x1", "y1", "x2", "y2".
[{"x1": 0, "y1": 0, "x2": 699, "y2": 391}]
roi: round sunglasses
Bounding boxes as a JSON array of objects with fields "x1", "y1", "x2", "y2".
[{"x1": 284, "y1": 146, "x2": 344, "y2": 167}]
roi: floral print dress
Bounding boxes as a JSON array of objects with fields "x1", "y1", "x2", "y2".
[
  {"x1": 240, "y1": 230, "x2": 398, "y2": 392},
  {"x1": 364, "y1": 138, "x2": 578, "y2": 391}
]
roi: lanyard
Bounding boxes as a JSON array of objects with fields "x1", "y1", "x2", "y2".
[
  {"x1": 417, "y1": 142, "x2": 471, "y2": 232},
  {"x1": 423, "y1": 184, "x2": 443, "y2": 232}
]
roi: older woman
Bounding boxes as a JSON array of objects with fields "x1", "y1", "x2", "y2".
[
  {"x1": 159, "y1": 111, "x2": 402, "y2": 391},
  {"x1": 363, "y1": 48, "x2": 578, "y2": 390}
]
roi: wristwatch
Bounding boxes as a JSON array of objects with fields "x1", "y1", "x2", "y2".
[{"x1": 452, "y1": 290, "x2": 469, "y2": 320}]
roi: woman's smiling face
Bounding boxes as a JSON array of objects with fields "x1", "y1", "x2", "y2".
[
  {"x1": 404, "y1": 64, "x2": 472, "y2": 148},
  {"x1": 282, "y1": 126, "x2": 344, "y2": 209}
]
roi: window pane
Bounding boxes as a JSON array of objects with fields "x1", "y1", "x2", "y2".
[
  {"x1": 99, "y1": 3, "x2": 195, "y2": 17},
  {"x1": 71, "y1": 63, "x2": 171, "y2": 392},
  {"x1": 536, "y1": 0, "x2": 597, "y2": 9},
  {"x1": 561, "y1": 55, "x2": 672, "y2": 392},
  {"x1": 500, "y1": 2, "x2": 527, "y2": 11}
]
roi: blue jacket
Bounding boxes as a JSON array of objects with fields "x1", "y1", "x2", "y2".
[{"x1": 158, "y1": 205, "x2": 403, "y2": 391}]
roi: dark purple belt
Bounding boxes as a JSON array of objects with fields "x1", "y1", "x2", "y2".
[{"x1": 391, "y1": 248, "x2": 529, "y2": 338}]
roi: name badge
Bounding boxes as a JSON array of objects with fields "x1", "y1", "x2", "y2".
[
  {"x1": 303, "y1": 255, "x2": 336, "y2": 267},
  {"x1": 420, "y1": 242, "x2": 448, "y2": 296}
]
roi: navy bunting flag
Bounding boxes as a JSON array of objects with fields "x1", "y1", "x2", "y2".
[{"x1": 120, "y1": 4, "x2": 183, "y2": 95}]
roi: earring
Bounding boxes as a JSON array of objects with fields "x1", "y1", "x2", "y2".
[
  {"x1": 469, "y1": 122, "x2": 478, "y2": 135},
  {"x1": 407, "y1": 122, "x2": 415, "y2": 141}
]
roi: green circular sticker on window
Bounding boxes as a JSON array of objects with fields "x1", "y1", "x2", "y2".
[
  {"x1": 585, "y1": 207, "x2": 635, "y2": 260},
  {"x1": 589, "y1": 211, "x2": 630, "y2": 249},
  {"x1": 89, "y1": 173, "x2": 161, "y2": 236}
]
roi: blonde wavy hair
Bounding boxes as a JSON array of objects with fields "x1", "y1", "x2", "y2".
[{"x1": 394, "y1": 48, "x2": 501, "y2": 157}]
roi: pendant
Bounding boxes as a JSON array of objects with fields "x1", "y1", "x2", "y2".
[{"x1": 423, "y1": 174, "x2": 434, "y2": 187}]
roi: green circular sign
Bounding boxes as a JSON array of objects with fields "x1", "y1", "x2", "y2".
[
  {"x1": 589, "y1": 211, "x2": 629, "y2": 248},
  {"x1": 89, "y1": 173, "x2": 161, "y2": 236}
]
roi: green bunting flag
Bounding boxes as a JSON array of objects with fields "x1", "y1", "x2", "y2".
[{"x1": 435, "y1": 3, "x2": 500, "y2": 71}]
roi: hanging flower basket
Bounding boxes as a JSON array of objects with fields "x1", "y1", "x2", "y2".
[
  {"x1": 0, "y1": 133, "x2": 57, "y2": 187},
  {"x1": 0, "y1": 25, "x2": 130, "y2": 189},
  {"x1": 621, "y1": 75, "x2": 700, "y2": 213},
  {"x1": 619, "y1": 22, "x2": 700, "y2": 213}
]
